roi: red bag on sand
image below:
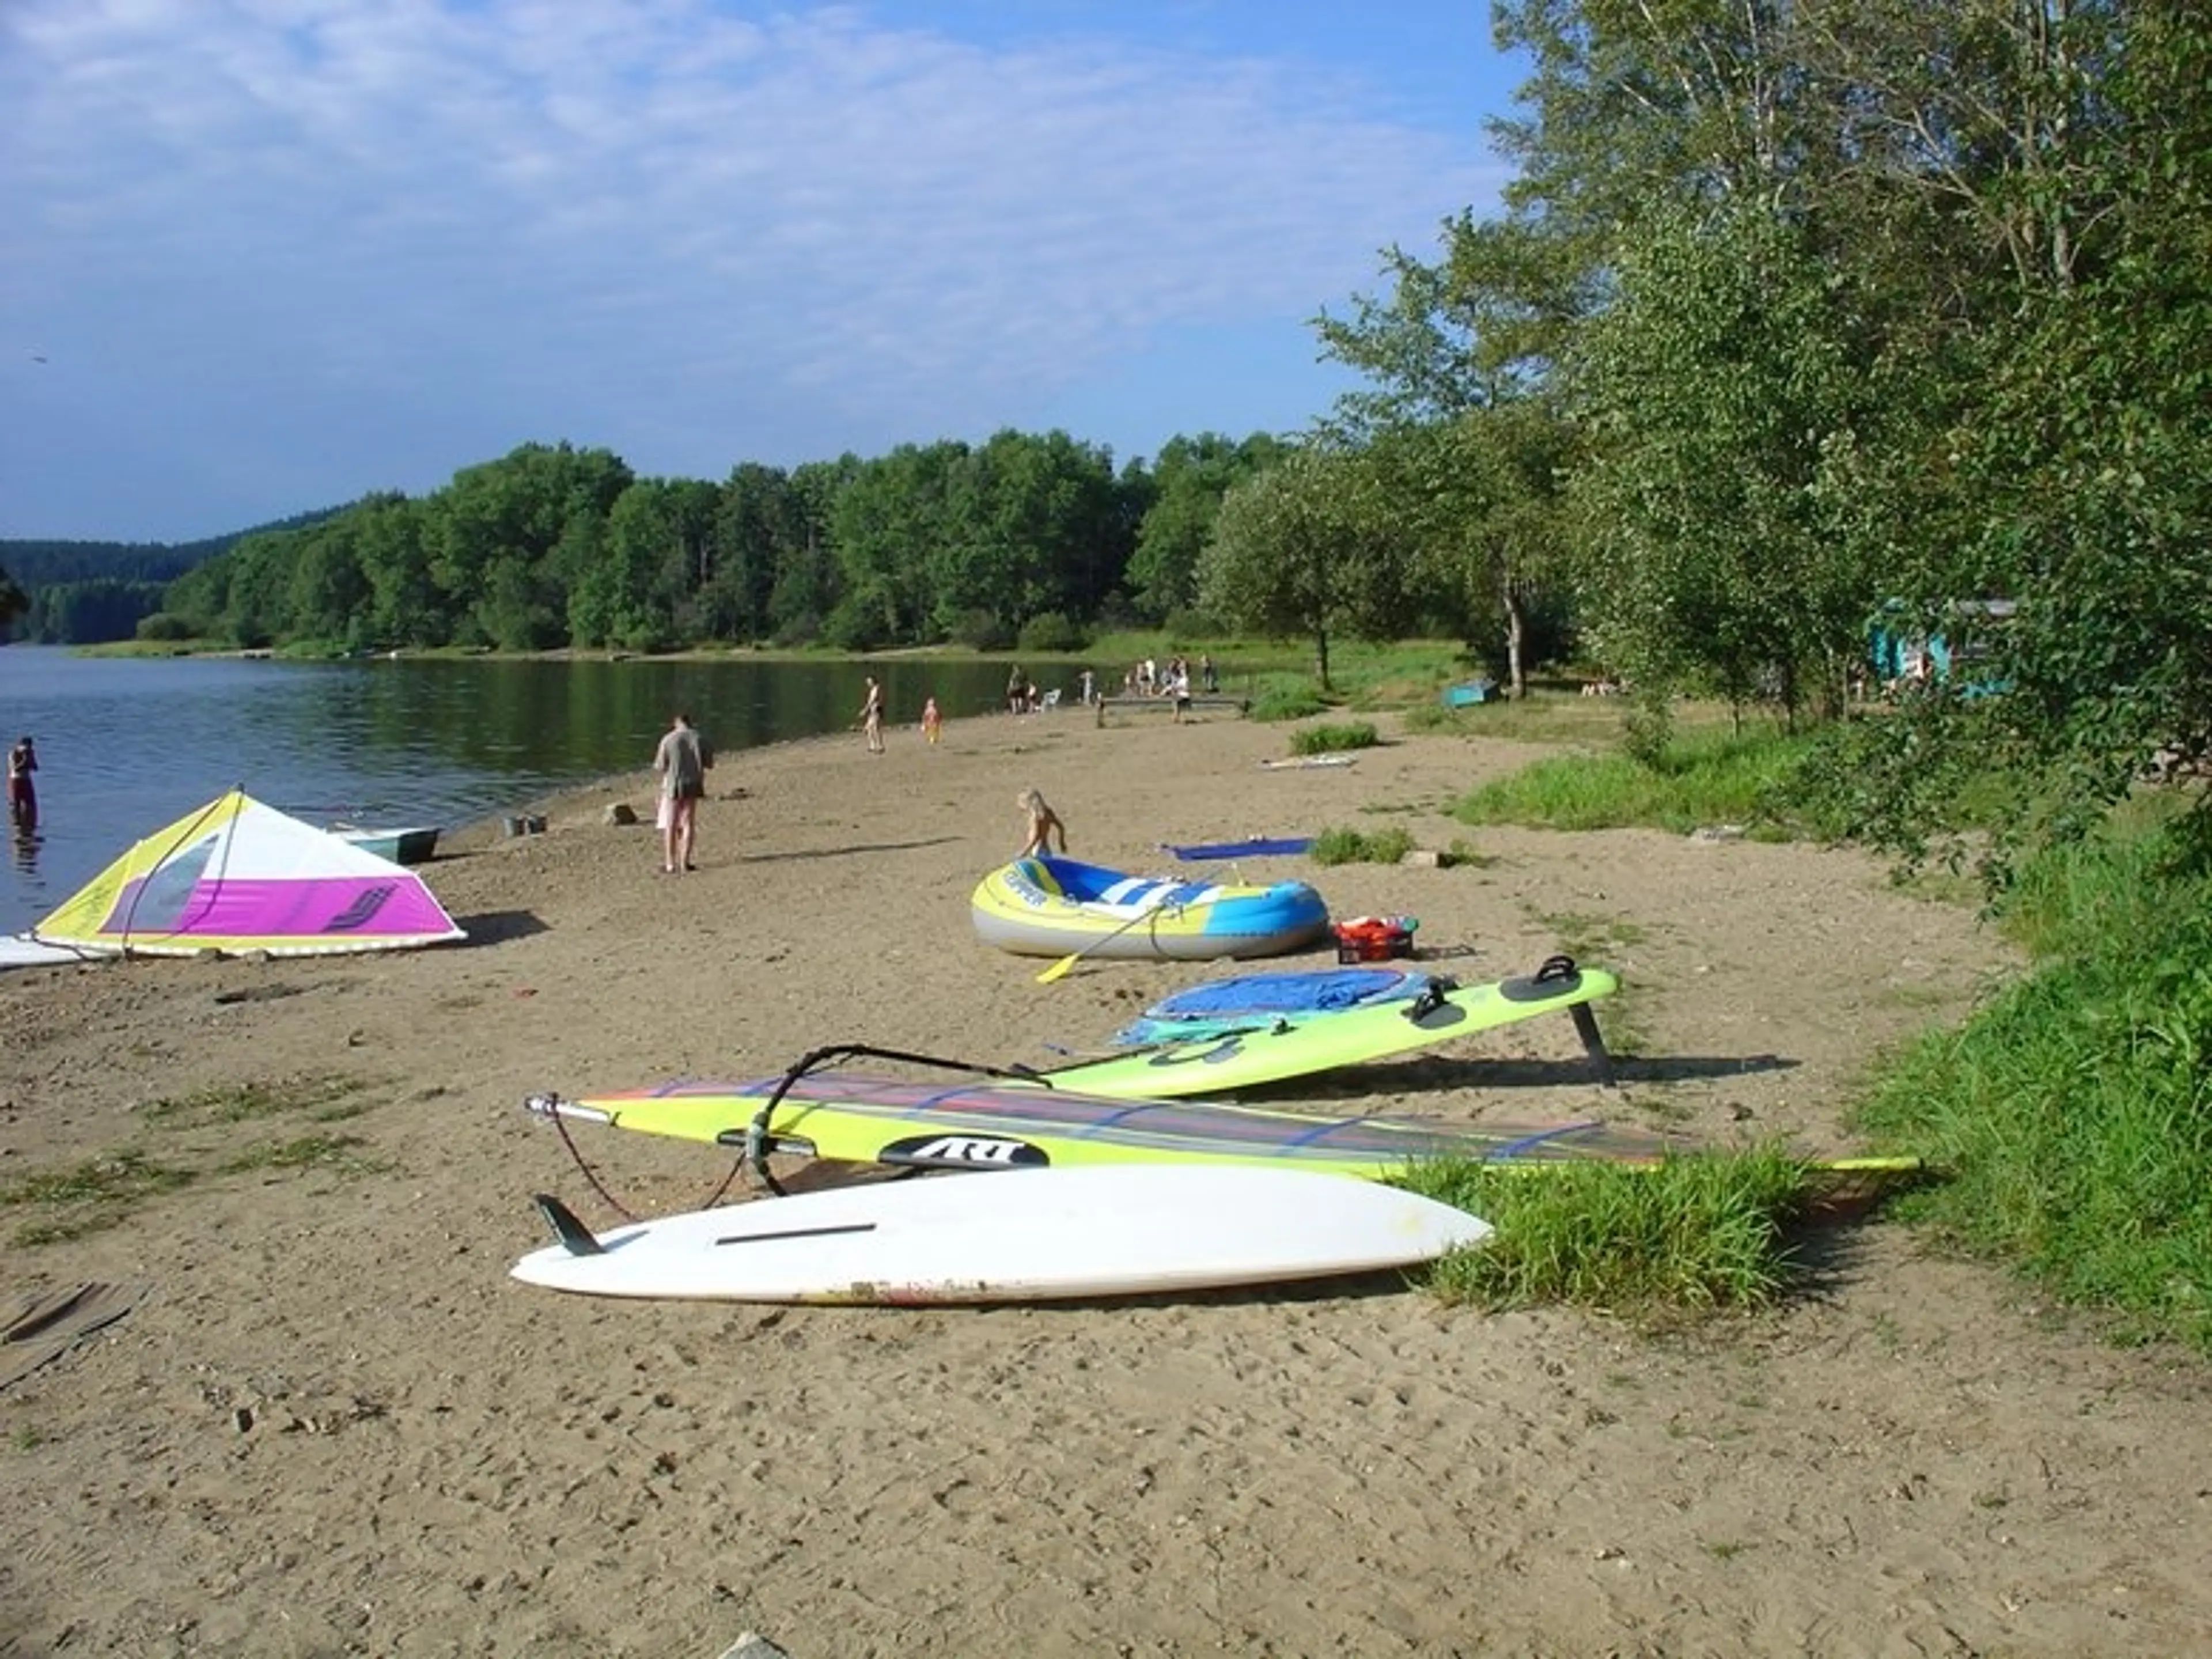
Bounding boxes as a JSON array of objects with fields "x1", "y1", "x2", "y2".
[{"x1": 1334, "y1": 915, "x2": 1417, "y2": 963}]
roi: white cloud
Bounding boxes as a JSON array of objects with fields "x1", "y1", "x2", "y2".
[{"x1": 0, "y1": 0, "x2": 1507, "y2": 536}]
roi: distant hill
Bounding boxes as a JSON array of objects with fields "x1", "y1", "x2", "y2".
[
  {"x1": 0, "y1": 504, "x2": 346, "y2": 589},
  {"x1": 0, "y1": 506, "x2": 346, "y2": 643}
]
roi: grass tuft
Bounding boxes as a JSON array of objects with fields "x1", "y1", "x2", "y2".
[
  {"x1": 1855, "y1": 827, "x2": 2212, "y2": 1351},
  {"x1": 218, "y1": 1133, "x2": 388, "y2": 1176},
  {"x1": 2, "y1": 1151, "x2": 200, "y2": 1246},
  {"x1": 1290, "y1": 720, "x2": 1380, "y2": 756},
  {"x1": 1310, "y1": 825, "x2": 1416, "y2": 866},
  {"x1": 1396, "y1": 1147, "x2": 1813, "y2": 1313},
  {"x1": 1455, "y1": 728, "x2": 1816, "y2": 835},
  {"x1": 137, "y1": 1073, "x2": 362, "y2": 1126}
]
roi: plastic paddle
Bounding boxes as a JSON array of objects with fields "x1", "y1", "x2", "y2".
[{"x1": 1035, "y1": 901, "x2": 1167, "y2": 984}]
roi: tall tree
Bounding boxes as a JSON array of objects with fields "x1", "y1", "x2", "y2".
[
  {"x1": 1824, "y1": 5, "x2": 2212, "y2": 870},
  {"x1": 1570, "y1": 203, "x2": 1882, "y2": 724},
  {"x1": 1198, "y1": 446, "x2": 1412, "y2": 690},
  {"x1": 1123, "y1": 433, "x2": 1286, "y2": 622}
]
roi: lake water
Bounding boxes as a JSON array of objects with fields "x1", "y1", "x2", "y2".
[{"x1": 0, "y1": 647, "x2": 1091, "y2": 935}]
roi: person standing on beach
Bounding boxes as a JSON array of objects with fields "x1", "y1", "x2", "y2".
[
  {"x1": 652, "y1": 712, "x2": 711, "y2": 873},
  {"x1": 921, "y1": 695, "x2": 942, "y2": 745},
  {"x1": 859, "y1": 676, "x2": 886, "y2": 753},
  {"x1": 6, "y1": 735, "x2": 37, "y2": 834}
]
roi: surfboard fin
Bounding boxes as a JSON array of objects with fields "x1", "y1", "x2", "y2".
[{"x1": 532, "y1": 1193, "x2": 605, "y2": 1256}]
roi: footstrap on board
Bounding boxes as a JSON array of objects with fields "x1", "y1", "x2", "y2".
[{"x1": 1499, "y1": 953, "x2": 1582, "y2": 1002}]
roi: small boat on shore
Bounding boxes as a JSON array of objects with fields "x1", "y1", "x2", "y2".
[
  {"x1": 970, "y1": 854, "x2": 1329, "y2": 961},
  {"x1": 331, "y1": 823, "x2": 441, "y2": 865}
]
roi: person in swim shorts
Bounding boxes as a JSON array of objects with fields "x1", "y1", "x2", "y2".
[{"x1": 653, "y1": 712, "x2": 711, "y2": 872}]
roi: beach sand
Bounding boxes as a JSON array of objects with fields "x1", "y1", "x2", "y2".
[{"x1": 3, "y1": 705, "x2": 2207, "y2": 1657}]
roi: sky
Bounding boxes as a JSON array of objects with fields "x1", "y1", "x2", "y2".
[{"x1": 0, "y1": 1, "x2": 1524, "y2": 544}]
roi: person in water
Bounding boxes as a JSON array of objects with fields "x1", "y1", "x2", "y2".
[
  {"x1": 6, "y1": 734, "x2": 36, "y2": 835},
  {"x1": 1016, "y1": 787, "x2": 1067, "y2": 859},
  {"x1": 652, "y1": 712, "x2": 711, "y2": 873}
]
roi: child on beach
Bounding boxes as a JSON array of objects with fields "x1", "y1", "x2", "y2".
[
  {"x1": 859, "y1": 676, "x2": 885, "y2": 754},
  {"x1": 921, "y1": 696, "x2": 942, "y2": 745},
  {"x1": 1016, "y1": 788, "x2": 1067, "y2": 859}
]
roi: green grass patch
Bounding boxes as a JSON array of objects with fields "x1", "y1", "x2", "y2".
[
  {"x1": 1248, "y1": 681, "x2": 1330, "y2": 722},
  {"x1": 1310, "y1": 825, "x2": 1415, "y2": 866},
  {"x1": 1, "y1": 1150, "x2": 200, "y2": 1246},
  {"x1": 1, "y1": 1150, "x2": 197, "y2": 1209},
  {"x1": 1290, "y1": 720, "x2": 1380, "y2": 756},
  {"x1": 1455, "y1": 727, "x2": 1819, "y2": 835},
  {"x1": 1441, "y1": 838, "x2": 1497, "y2": 870},
  {"x1": 1855, "y1": 827, "x2": 2212, "y2": 1351},
  {"x1": 137, "y1": 1072, "x2": 364, "y2": 1126},
  {"x1": 1397, "y1": 1147, "x2": 1813, "y2": 1313},
  {"x1": 1533, "y1": 910, "x2": 1649, "y2": 959},
  {"x1": 6, "y1": 1074, "x2": 394, "y2": 1247},
  {"x1": 218, "y1": 1133, "x2": 389, "y2": 1177}
]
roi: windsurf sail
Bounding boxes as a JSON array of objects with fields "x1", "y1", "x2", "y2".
[
  {"x1": 9, "y1": 788, "x2": 467, "y2": 961},
  {"x1": 525, "y1": 1041, "x2": 1679, "y2": 1185},
  {"x1": 528, "y1": 1055, "x2": 1923, "y2": 1191}
]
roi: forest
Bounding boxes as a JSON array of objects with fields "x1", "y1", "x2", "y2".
[{"x1": 6, "y1": 2, "x2": 2206, "y2": 870}]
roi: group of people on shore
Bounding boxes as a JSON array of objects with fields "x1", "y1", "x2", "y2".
[{"x1": 649, "y1": 673, "x2": 1082, "y2": 874}]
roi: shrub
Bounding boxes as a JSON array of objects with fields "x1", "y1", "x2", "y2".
[
  {"x1": 1162, "y1": 606, "x2": 1225, "y2": 640},
  {"x1": 1399, "y1": 1146, "x2": 1812, "y2": 1312},
  {"x1": 944, "y1": 608, "x2": 1009, "y2": 650},
  {"x1": 820, "y1": 599, "x2": 893, "y2": 653},
  {"x1": 135, "y1": 612, "x2": 195, "y2": 642},
  {"x1": 1290, "y1": 721, "x2": 1379, "y2": 755},
  {"x1": 1250, "y1": 683, "x2": 1329, "y2": 721},
  {"x1": 1310, "y1": 825, "x2": 1415, "y2": 865},
  {"x1": 770, "y1": 611, "x2": 821, "y2": 648},
  {"x1": 1017, "y1": 611, "x2": 1086, "y2": 653}
]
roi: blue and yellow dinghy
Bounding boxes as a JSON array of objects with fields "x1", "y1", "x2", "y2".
[{"x1": 971, "y1": 854, "x2": 1330, "y2": 962}]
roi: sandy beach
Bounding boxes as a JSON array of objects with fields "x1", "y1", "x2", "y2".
[{"x1": 4, "y1": 703, "x2": 2208, "y2": 1658}]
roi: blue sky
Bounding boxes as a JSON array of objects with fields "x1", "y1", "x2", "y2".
[{"x1": 0, "y1": 2, "x2": 1522, "y2": 544}]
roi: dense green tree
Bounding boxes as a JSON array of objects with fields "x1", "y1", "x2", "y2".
[
  {"x1": 426, "y1": 442, "x2": 632, "y2": 645},
  {"x1": 1315, "y1": 207, "x2": 1592, "y2": 695},
  {"x1": 1808, "y1": 6, "x2": 2212, "y2": 871},
  {"x1": 827, "y1": 442, "x2": 967, "y2": 648},
  {"x1": 766, "y1": 458, "x2": 856, "y2": 644},
  {"x1": 933, "y1": 429, "x2": 1125, "y2": 638},
  {"x1": 1365, "y1": 407, "x2": 1578, "y2": 697},
  {"x1": 1198, "y1": 446, "x2": 1413, "y2": 690},
  {"x1": 285, "y1": 518, "x2": 372, "y2": 645},
  {"x1": 1123, "y1": 433, "x2": 1286, "y2": 622},
  {"x1": 700, "y1": 463, "x2": 802, "y2": 642},
  {"x1": 20, "y1": 578, "x2": 163, "y2": 643},
  {"x1": 1570, "y1": 203, "x2": 1882, "y2": 724},
  {"x1": 354, "y1": 495, "x2": 442, "y2": 647}
]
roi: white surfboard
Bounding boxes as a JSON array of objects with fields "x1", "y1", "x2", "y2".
[{"x1": 512, "y1": 1165, "x2": 1492, "y2": 1305}]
